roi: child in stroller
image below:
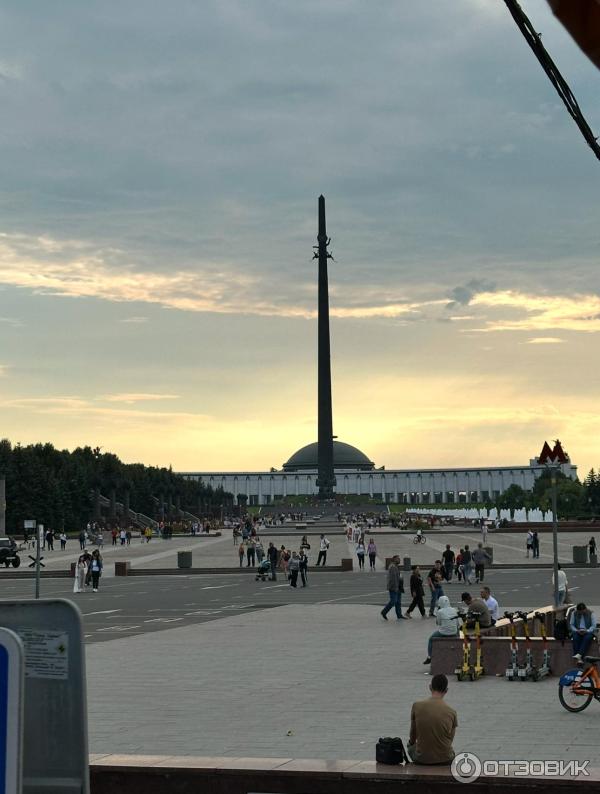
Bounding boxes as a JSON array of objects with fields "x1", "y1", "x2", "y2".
[{"x1": 255, "y1": 559, "x2": 271, "y2": 581}]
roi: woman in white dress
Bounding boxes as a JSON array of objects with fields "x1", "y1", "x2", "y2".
[{"x1": 73, "y1": 555, "x2": 87, "y2": 593}]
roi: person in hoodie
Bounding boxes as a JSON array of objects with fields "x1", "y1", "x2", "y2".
[{"x1": 423, "y1": 596, "x2": 459, "y2": 665}]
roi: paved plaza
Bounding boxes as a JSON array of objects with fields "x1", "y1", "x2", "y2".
[
  {"x1": 2, "y1": 527, "x2": 599, "y2": 768},
  {"x1": 10, "y1": 526, "x2": 599, "y2": 575},
  {"x1": 84, "y1": 604, "x2": 599, "y2": 763}
]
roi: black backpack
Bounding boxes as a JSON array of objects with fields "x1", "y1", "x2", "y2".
[
  {"x1": 376, "y1": 737, "x2": 410, "y2": 765},
  {"x1": 554, "y1": 618, "x2": 570, "y2": 645}
]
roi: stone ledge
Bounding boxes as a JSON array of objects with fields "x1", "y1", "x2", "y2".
[{"x1": 89, "y1": 755, "x2": 600, "y2": 793}]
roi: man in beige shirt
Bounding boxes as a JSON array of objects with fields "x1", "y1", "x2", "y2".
[{"x1": 407, "y1": 674, "x2": 457, "y2": 765}]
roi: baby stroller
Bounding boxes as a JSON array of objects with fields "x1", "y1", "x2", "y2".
[{"x1": 255, "y1": 559, "x2": 271, "y2": 582}]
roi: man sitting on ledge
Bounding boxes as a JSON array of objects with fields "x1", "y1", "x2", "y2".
[{"x1": 407, "y1": 674, "x2": 457, "y2": 765}]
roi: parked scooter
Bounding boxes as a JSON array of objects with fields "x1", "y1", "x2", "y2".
[
  {"x1": 532, "y1": 612, "x2": 551, "y2": 680},
  {"x1": 455, "y1": 612, "x2": 472, "y2": 681},
  {"x1": 470, "y1": 610, "x2": 485, "y2": 681},
  {"x1": 504, "y1": 611, "x2": 520, "y2": 681},
  {"x1": 516, "y1": 610, "x2": 534, "y2": 681}
]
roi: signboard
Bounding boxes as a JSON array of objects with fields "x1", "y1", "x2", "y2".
[
  {"x1": 22, "y1": 521, "x2": 35, "y2": 531},
  {"x1": 0, "y1": 600, "x2": 88, "y2": 794},
  {"x1": 0, "y1": 628, "x2": 24, "y2": 794}
]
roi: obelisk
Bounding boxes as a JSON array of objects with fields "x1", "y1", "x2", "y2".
[{"x1": 315, "y1": 195, "x2": 336, "y2": 499}]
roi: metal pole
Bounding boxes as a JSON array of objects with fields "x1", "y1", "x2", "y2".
[
  {"x1": 35, "y1": 525, "x2": 42, "y2": 599},
  {"x1": 551, "y1": 472, "x2": 559, "y2": 607}
]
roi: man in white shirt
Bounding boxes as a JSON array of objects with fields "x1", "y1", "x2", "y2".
[
  {"x1": 316, "y1": 534, "x2": 330, "y2": 567},
  {"x1": 480, "y1": 586, "x2": 499, "y2": 625},
  {"x1": 552, "y1": 564, "x2": 568, "y2": 605}
]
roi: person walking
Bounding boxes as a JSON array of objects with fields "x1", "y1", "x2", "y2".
[
  {"x1": 316, "y1": 534, "x2": 330, "y2": 566},
  {"x1": 526, "y1": 529, "x2": 534, "y2": 558},
  {"x1": 59, "y1": 532, "x2": 67, "y2": 551},
  {"x1": 45, "y1": 529, "x2": 54, "y2": 551},
  {"x1": 461, "y1": 545, "x2": 473, "y2": 584},
  {"x1": 238, "y1": 541, "x2": 245, "y2": 568},
  {"x1": 589, "y1": 536, "x2": 597, "y2": 560},
  {"x1": 423, "y1": 596, "x2": 459, "y2": 664},
  {"x1": 246, "y1": 539, "x2": 256, "y2": 568},
  {"x1": 111, "y1": 528, "x2": 118, "y2": 546},
  {"x1": 472, "y1": 543, "x2": 491, "y2": 583},
  {"x1": 427, "y1": 561, "x2": 444, "y2": 616},
  {"x1": 441, "y1": 545, "x2": 454, "y2": 582},
  {"x1": 455, "y1": 549, "x2": 463, "y2": 582},
  {"x1": 552, "y1": 563, "x2": 568, "y2": 604},
  {"x1": 532, "y1": 531, "x2": 540, "y2": 559},
  {"x1": 126, "y1": 529, "x2": 132, "y2": 545},
  {"x1": 380, "y1": 555, "x2": 405, "y2": 620},
  {"x1": 288, "y1": 552, "x2": 300, "y2": 588},
  {"x1": 299, "y1": 549, "x2": 308, "y2": 587},
  {"x1": 367, "y1": 538, "x2": 377, "y2": 571},
  {"x1": 73, "y1": 555, "x2": 87, "y2": 594},
  {"x1": 255, "y1": 539, "x2": 264, "y2": 564},
  {"x1": 481, "y1": 519, "x2": 488, "y2": 544},
  {"x1": 90, "y1": 549, "x2": 103, "y2": 592},
  {"x1": 405, "y1": 565, "x2": 426, "y2": 618},
  {"x1": 78, "y1": 530, "x2": 86, "y2": 551},
  {"x1": 356, "y1": 538, "x2": 366, "y2": 570},
  {"x1": 267, "y1": 542, "x2": 278, "y2": 581},
  {"x1": 120, "y1": 528, "x2": 127, "y2": 546}
]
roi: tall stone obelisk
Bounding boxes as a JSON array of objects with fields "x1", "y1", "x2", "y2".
[{"x1": 315, "y1": 195, "x2": 336, "y2": 499}]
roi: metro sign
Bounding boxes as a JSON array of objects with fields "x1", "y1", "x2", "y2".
[{"x1": 0, "y1": 628, "x2": 23, "y2": 794}]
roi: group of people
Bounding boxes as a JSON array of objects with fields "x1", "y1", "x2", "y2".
[
  {"x1": 73, "y1": 549, "x2": 104, "y2": 593},
  {"x1": 381, "y1": 555, "x2": 500, "y2": 663}
]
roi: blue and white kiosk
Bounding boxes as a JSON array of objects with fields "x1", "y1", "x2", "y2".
[{"x1": 0, "y1": 627, "x2": 23, "y2": 794}]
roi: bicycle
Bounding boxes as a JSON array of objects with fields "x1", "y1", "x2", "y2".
[
  {"x1": 413, "y1": 533, "x2": 427, "y2": 545},
  {"x1": 558, "y1": 654, "x2": 600, "y2": 712}
]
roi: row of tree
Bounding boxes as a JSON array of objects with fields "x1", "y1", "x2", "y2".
[
  {"x1": 495, "y1": 469, "x2": 599, "y2": 518},
  {"x1": 0, "y1": 439, "x2": 228, "y2": 534}
]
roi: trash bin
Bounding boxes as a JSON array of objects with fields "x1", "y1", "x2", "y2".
[
  {"x1": 178, "y1": 551, "x2": 192, "y2": 569},
  {"x1": 484, "y1": 546, "x2": 493, "y2": 565},
  {"x1": 572, "y1": 546, "x2": 588, "y2": 565},
  {"x1": 403, "y1": 556, "x2": 411, "y2": 572}
]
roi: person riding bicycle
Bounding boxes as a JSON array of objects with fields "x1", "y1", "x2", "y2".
[{"x1": 416, "y1": 527, "x2": 425, "y2": 542}]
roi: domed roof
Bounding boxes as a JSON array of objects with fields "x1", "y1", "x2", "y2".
[{"x1": 283, "y1": 441, "x2": 374, "y2": 472}]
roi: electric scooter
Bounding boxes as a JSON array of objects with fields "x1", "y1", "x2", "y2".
[
  {"x1": 516, "y1": 610, "x2": 534, "y2": 681},
  {"x1": 470, "y1": 610, "x2": 485, "y2": 680},
  {"x1": 505, "y1": 611, "x2": 520, "y2": 681},
  {"x1": 455, "y1": 612, "x2": 471, "y2": 681},
  {"x1": 532, "y1": 611, "x2": 551, "y2": 680}
]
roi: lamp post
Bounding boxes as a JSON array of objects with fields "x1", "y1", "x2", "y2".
[{"x1": 550, "y1": 469, "x2": 559, "y2": 607}]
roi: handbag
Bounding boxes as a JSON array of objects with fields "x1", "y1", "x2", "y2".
[{"x1": 376, "y1": 737, "x2": 410, "y2": 765}]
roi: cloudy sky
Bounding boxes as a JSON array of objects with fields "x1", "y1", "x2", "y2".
[{"x1": 0, "y1": 0, "x2": 599, "y2": 476}]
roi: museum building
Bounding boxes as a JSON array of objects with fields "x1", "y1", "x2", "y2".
[{"x1": 180, "y1": 440, "x2": 577, "y2": 506}]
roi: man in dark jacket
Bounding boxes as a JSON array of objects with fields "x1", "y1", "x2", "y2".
[
  {"x1": 406, "y1": 565, "x2": 426, "y2": 618},
  {"x1": 267, "y1": 542, "x2": 278, "y2": 581},
  {"x1": 442, "y1": 545, "x2": 455, "y2": 582},
  {"x1": 380, "y1": 555, "x2": 406, "y2": 620}
]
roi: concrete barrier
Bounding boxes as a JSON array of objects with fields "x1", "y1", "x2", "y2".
[
  {"x1": 89, "y1": 754, "x2": 600, "y2": 793},
  {"x1": 341, "y1": 558, "x2": 353, "y2": 572},
  {"x1": 430, "y1": 635, "x2": 599, "y2": 677},
  {"x1": 115, "y1": 561, "x2": 130, "y2": 577}
]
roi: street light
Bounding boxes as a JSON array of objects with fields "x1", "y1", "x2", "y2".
[{"x1": 550, "y1": 468, "x2": 559, "y2": 608}]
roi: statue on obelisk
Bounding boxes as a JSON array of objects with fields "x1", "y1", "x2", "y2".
[{"x1": 314, "y1": 195, "x2": 336, "y2": 499}]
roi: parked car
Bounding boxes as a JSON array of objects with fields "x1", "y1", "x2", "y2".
[{"x1": 0, "y1": 537, "x2": 21, "y2": 568}]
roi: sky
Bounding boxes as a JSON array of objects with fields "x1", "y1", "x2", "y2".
[{"x1": 0, "y1": 0, "x2": 599, "y2": 476}]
